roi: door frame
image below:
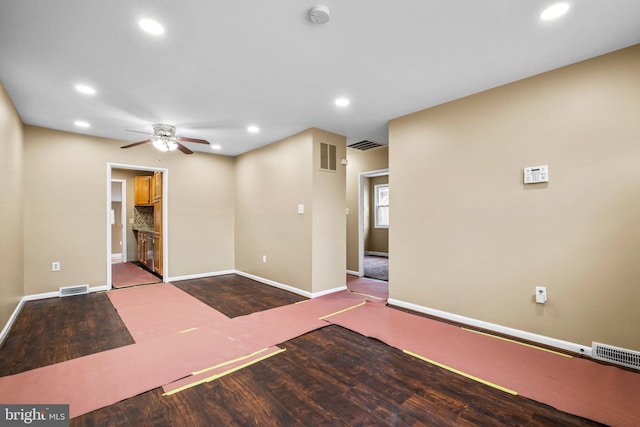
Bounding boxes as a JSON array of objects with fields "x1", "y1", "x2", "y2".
[
  {"x1": 111, "y1": 179, "x2": 127, "y2": 263},
  {"x1": 106, "y1": 163, "x2": 169, "y2": 290},
  {"x1": 358, "y1": 168, "x2": 389, "y2": 276}
]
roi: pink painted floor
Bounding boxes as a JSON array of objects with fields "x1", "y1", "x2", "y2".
[{"x1": 111, "y1": 262, "x2": 160, "y2": 289}]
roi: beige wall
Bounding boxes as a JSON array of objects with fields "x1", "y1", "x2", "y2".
[
  {"x1": 23, "y1": 126, "x2": 235, "y2": 294},
  {"x1": 345, "y1": 146, "x2": 389, "y2": 272},
  {"x1": 365, "y1": 175, "x2": 389, "y2": 253},
  {"x1": 235, "y1": 129, "x2": 314, "y2": 292},
  {"x1": 389, "y1": 44, "x2": 640, "y2": 350},
  {"x1": 312, "y1": 129, "x2": 347, "y2": 293},
  {"x1": 0, "y1": 82, "x2": 24, "y2": 328},
  {"x1": 235, "y1": 128, "x2": 346, "y2": 294}
]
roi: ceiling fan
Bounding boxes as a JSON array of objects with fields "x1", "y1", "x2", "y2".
[{"x1": 121, "y1": 123, "x2": 209, "y2": 154}]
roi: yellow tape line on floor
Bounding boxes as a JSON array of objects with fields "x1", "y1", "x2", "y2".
[
  {"x1": 461, "y1": 328, "x2": 572, "y2": 358},
  {"x1": 178, "y1": 327, "x2": 198, "y2": 334},
  {"x1": 192, "y1": 347, "x2": 273, "y2": 376},
  {"x1": 403, "y1": 349, "x2": 518, "y2": 396},
  {"x1": 318, "y1": 301, "x2": 367, "y2": 320},
  {"x1": 349, "y1": 291, "x2": 386, "y2": 300},
  {"x1": 163, "y1": 348, "x2": 286, "y2": 396}
]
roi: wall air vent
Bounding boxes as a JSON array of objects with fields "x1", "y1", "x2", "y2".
[
  {"x1": 59, "y1": 284, "x2": 90, "y2": 297},
  {"x1": 592, "y1": 342, "x2": 640, "y2": 370},
  {"x1": 320, "y1": 142, "x2": 337, "y2": 172},
  {"x1": 347, "y1": 140, "x2": 384, "y2": 151}
]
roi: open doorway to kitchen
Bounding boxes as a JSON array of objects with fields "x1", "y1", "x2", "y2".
[
  {"x1": 107, "y1": 163, "x2": 168, "y2": 289},
  {"x1": 359, "y1": 169, "x2": 389, "y2": 282}
]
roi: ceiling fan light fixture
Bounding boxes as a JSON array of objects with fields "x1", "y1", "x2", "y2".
[
  {"x1": 152, "y1": 137, "x2": 168, "y2": 152},
  {"x1": 152, "y1": 136, "x2": 177, "y2": 152}
]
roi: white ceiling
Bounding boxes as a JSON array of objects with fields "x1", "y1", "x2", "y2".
[{"x1": 1, "y1": 1, "x2": 639, "y2": 156}]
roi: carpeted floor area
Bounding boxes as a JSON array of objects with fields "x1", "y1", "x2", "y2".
[{"x1": 364, "y1": 255, "x2": 388, "y2": 281}]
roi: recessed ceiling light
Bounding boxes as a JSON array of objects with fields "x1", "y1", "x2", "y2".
[
  {"x1": 540, "y1": 2, "x2": 570, "y2": 21},
  {"x1": 74, "y1": 120, "x2": 90, "y2": 128},
  {"x1": 247, "y1": 125, "x2": 260, "y2": 134},
  {"x1": 75, "y1": 84, "x2": 96, "y2": 95},
  {"x1": 138, "y1": 18, "x2": 165, "y2": 35},
  {"x1": 335, "y1": 97, "x2": 350, "y2": 107},
  {"x1": 211, "y1": 144, "x2": 222, "y2": 151}
]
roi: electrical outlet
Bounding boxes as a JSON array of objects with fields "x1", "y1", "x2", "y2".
[
  {"x1": 52, "y1": 262, "x2": 61, "y2": 272},
  {"x1": 262, "y1": 255, "x2": 267, "y2": 264},
  {"x1": 535, "y1": 286, "x2": 547, "y2": 304}
]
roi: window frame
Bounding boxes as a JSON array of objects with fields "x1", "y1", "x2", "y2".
[{"x1": 374, "y1": 183, "x2": 389, "y2": 229}]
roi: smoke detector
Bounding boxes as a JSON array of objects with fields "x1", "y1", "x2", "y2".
[{"x1": 309, "y1": 4, "x2": 330, "y2": 24}]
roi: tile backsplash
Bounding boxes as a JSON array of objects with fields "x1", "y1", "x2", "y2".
[{"x1": 133, "y1": 206, "x2": 153, "y2": 229}]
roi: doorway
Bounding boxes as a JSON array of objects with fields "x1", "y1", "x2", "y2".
[
  {"x1": 107, "y1": 163, "x2": 168, "y2": 290},
  {"x1": 358, "y1": 169, "x2": 389, "y2": 281}
]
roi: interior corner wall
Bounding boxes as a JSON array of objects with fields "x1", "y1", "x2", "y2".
[
  {"x1": 0, "y1": 82, "x2": 24, "y2": 328},
  {"x1": 234, "y1": 130, "x2": 314, "y2": 292},
  {"x1": 389, "y1": 44, "x2": 640, "y2": 351},
  {"x1": 311, "y1": 129, "x2": 347, "y2": 293},
  {"x1": 22, "y1": 126, "x2": 235, "y2": 294},
  {"x1": 345, "y1": 146, "x2": 389, "y2": 272}
]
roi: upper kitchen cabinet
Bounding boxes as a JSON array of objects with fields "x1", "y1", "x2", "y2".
[
  {"x1": 134, "y1": 176, "x2": 152, "y2": 206},
  {"x1": 151, "y1": 171, "x2": 162, "y2": 202}
]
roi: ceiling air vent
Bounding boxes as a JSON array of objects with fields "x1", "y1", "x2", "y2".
[{"x1": 348, "y1": 140, "x2": 384, "y2": 151}]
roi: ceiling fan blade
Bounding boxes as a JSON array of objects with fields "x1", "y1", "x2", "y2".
[
  {"x1": 176, "y1": 136, "x2": 209, "y2": 145},
  {"x1": 121, "y1": 139, "x2": 152, "y2": 149},
  {"x1": 176, "y1": 142, "x2": 194, "y2": 154},
  {"x1": 125, "y1": 129, "x2": 154, "y2": 136}
]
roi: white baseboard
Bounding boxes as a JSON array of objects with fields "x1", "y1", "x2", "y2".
[
  {"x1": 234, "y1": 271, "x2": 312, "y2": 298},
  {"x1": 166, "y1": 269, "x2": 236, "y2": 283},
  {"x1": 365, "y1": 251, "x2": 388, "y2": 257},
  {"x1": 388, "y1": 298, "x2": 592, "y2": 357},
  {"x1": 0, "y1": 299, "x2": 26, "y2": 348},
  {"x1": 311, "y1": 285, "x2": 347, "y2": 298},
  {"x1": 346, "y1": 270, "x2": 360, "y2": 276},
  {"x1": 234, "y1": 270, "x2": 348, "y2": 299}
]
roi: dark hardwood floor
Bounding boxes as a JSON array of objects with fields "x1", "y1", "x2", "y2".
[{"x1": 0, "y1": 274, "x2": 602, "y2": 426}]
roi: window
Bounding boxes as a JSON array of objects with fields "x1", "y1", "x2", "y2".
[{"x1": 374, "y1": 184, "x2": 389, "y2": 228}]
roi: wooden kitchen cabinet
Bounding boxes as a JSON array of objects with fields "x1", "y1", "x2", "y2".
[
  {"x1": 153, "y1": 233, "x2": 163, "y2": 275},
  {"x1": 153, "y1": 200, "x2": 163, "y2": 275},
  {"x1": 151, "y1": 171, "x2": 162, "y2": 202},
  {"x1": 137, "y1": 231, "x2": 152, "y2": 269},
  {"x1": 134, "y1": 176, "x2": 152, "y2": 206}
]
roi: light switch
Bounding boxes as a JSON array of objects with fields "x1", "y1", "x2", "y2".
[{"x1": 297, "y1": 204, "x2": 305, "y2": 214}]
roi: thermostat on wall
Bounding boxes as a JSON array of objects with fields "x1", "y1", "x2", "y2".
[{"x1": 524, "y1": 165, "x2": 549, "y2": 184}]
